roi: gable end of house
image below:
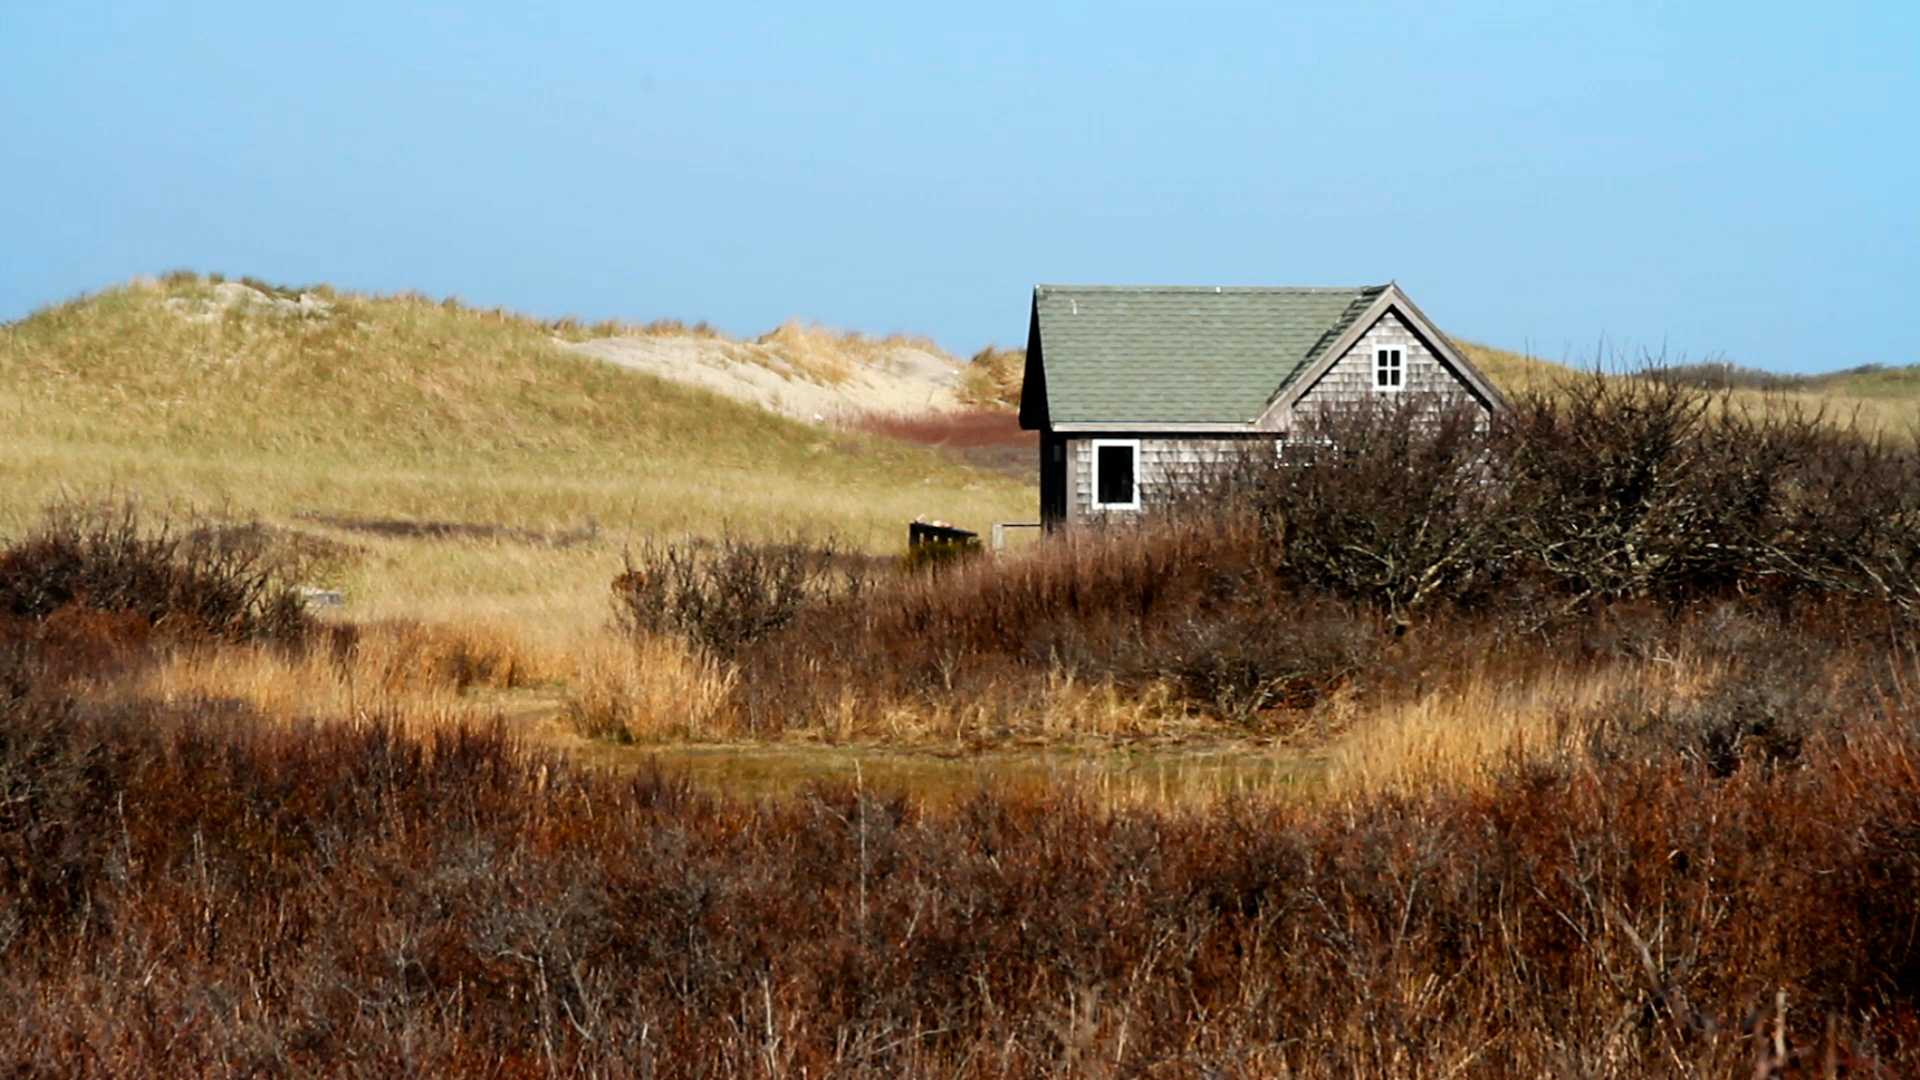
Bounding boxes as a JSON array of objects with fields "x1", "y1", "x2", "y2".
[{"x1": 1256, "y1": 286, "x2": 1510, "y2": 429}]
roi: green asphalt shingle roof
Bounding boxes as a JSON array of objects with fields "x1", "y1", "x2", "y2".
[{"x1": 1032, "y1": 285, "x2": 1386, "y2": 425}]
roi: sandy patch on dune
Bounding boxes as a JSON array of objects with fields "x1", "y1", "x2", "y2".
[
  {"x1": 567, "y1": 334, "x2": 964, "y2": 424},
  {"x1": 162, "y1": 281, "x2": 334, "y2": 322}
]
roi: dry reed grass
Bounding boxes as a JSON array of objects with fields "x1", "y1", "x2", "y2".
[
  {"x1": 2, "y1": 431, "x2": 1915, "y2": 1073},
  {"x1": 567, "y1": 628, "x2": 1205, "y2": 749},
  {"x1": 86, "y1": 619, "x2": 557, "y2": 729},
  {"x1": 1325, "y1": 655, "x2": 1710, "y2": 795},
  {"x1": 564, "y1": 633, "x2": 736, "y2": 742},
  {"x1": 957, "y1": 344, "x2": 1025, "y2": 409},
  {"x1": 0, "y1": 504, "x2": 563, "y2": 729},
  {"x1": 583, "y1": 382, "x2": 1918, "y2": 807}
]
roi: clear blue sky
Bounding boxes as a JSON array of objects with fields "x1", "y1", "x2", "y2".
[{"x1": 3, "y1": 1, "x2": 1915, "y2": 371}]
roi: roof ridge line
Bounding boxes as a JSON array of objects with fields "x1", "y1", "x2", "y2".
[{"x1": 1036, "y1": 284, "x2": 1383, "y2": 294}]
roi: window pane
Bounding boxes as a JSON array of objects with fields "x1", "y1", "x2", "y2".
[
  {"x1": 1097, "y1": 445, "x2": 1135, "y2": 505},
  {"x1": 1377, "y1": 349, "x2": 1402, "y2": 388}
]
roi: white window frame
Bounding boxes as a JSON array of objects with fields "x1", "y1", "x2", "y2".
[
  {"x1": 1089, "y1": 438, "x2": 1142, "y2": 511},
  {"x1": 1374, "y1": 345, "x2": 1405, "y2": 392},
  {"x1": 1276, "y1": 433, "x2": 1334, "y2": 461}
]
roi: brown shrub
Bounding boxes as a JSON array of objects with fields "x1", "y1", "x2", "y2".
[
  {"x1": 612, "y1": 535, "x2": 866, "y2": 662},
  {"x1": 0, "y1": 498, "x2": 312, "y2": 643},
  {"x1": 848, "y1": 409, "x2": 1036, "y2": 479},
  {"x1": 848, "y1": 409, "x2": 1030, "y2": 449},
  {"x1": 0, "y1": 684, "x2": 1913, "y2": 1076},
  {"x1": 1215, "y1": 378, "x2": 1920, "y2": 618}
]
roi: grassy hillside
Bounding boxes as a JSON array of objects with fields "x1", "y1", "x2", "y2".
[
  {"x1": 0, "y1": 275, "x2": 1033, "y2": 625},
  {"x1": 1812, "y1": 363, "x2": 1920, "y2": 398},
  {"x1": 1457, "y1": 339, "x2": 1919, "y2": 439}
]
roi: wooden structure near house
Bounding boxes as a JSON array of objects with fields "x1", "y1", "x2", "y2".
[
  {"x1": 908, "y1": 520, "x2": 978, "y2": 548},
  {"x1": 1018, "y1": 283, "x2": 1510, "y2": 527}
]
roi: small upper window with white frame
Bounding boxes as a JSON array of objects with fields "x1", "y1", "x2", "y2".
[{"x1": 1374, "y1": 347, "x2": 1404, "y2": 391}]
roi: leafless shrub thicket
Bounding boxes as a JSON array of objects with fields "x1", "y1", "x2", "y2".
[
  {"x1": 0, "y1": 498, "x2": 312, "y2": 645},
  {"x1": 0, "y1": 674, "x2": 1913, "y2": 1076},
  {"x1": 1216, "y1": 377, "x2": 1919, "y2": 618},
  {"x1": 612, "y1": 535, "x2": 870, "y2": 660},
  {"x1": 616, "y1": 378, "x2": 1918, "y2": 736}
]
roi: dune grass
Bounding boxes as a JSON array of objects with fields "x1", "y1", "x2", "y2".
[{"x1": 0, "y1": 276, "x2": 1033, "y2": 630}]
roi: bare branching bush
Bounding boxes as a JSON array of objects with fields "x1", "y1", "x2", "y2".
[
  {"x1": 0, "y1": 499, "x2": 312, "y2": 643},
  {"x1": 704, "y1": 519, "x2": 1434, "y2": 738},
  {"x1": 0, "y1": 435, "x2": 1912, "y2": 1076},
  {"x1": 1224, "y1": 377, "x2": 1919, "y2": 617},
  {"x1": 612, "y1": 535, "x2": 863, "y2": 660},
  {"x1": 1155, "y1": 600, "x2": 1371, "y2": 724},
  {"x1": 1210, "y1": 396, "x2": 1511, "y2": 619}
]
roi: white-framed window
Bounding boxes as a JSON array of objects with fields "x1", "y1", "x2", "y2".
[
  {"x1": 1275, "y1": 433, "x2": 1334, "y2": 462},
  {"x1": 1374, "y1": 346, "x2": 1404, "y2": 391},
  {"x1": 1090, "y1": 439, "x2": 1141, "y2": 510}
]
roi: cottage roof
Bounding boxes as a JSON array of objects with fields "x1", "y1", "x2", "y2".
[{"x1": 1027, "y1": 284, "x2": 1386, "y2": 426}]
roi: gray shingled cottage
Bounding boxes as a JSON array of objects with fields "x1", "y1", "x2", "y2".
[{"x1": 1018, "y1": 283, "x2": 1510, "y2": 527}]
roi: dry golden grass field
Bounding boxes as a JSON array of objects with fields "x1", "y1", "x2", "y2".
[
  {"x1": 4, "y1": 273, "x2": 1915, "y2": 798},
  {"x1": 1458, "y1": 339, "x2": 1920, "y2": 434},
  {"x1": 0, "y1": 275, "x2": 1026, "y2": 628}
]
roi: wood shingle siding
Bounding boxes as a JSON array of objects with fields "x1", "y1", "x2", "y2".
[
  {"x1": 1065, "y1": 436, "x2": 1252, "y2": 526},
  {"x1": 1271, "y1": 311, "x2": 1498, "y2": 431}
]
